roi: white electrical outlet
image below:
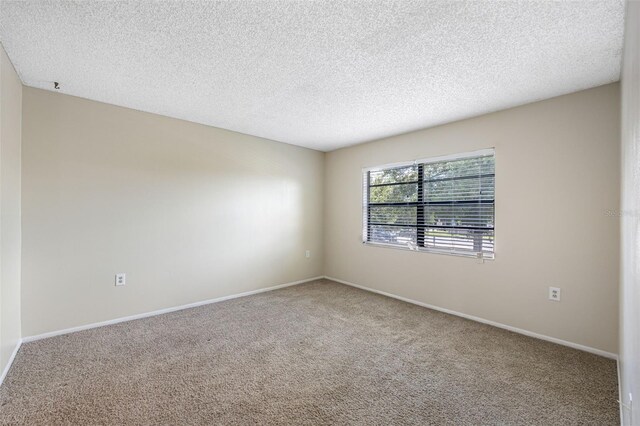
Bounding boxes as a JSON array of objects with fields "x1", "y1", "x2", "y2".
[
  {"x1": 115, "y1": 273, "x2": 126, "y2": 286},
  {"x1": 305, "y1": 250, "x2": 311, "y2": 258},
  {"x1": 548, "y1": 286, "x2": 561, "y2": 302}
]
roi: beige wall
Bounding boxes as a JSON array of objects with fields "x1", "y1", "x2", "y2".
[
  {"x1": 620, "y1": 1, "x2": 640, "y2": 423},
  {"x1": 21, "y1": 87, "x2": 324, "y2": 337},
  {"x1": 324, "y1": 83, "x2": 620, "y2": 354},
  {"x1": 0, "y1": 44, "x2": 22, "y2": 375},
  {"x1": 15, "y1": 70, "x2": 623, "y2": 363}
]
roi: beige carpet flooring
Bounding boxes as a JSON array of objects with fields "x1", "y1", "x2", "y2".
[{"x1": 0, "y1": 279, "x2": 618, "y2": 425}]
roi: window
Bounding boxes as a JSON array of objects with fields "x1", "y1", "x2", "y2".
[{"x1": 363, "y1": 149, "x2": 495, "y2": 259}]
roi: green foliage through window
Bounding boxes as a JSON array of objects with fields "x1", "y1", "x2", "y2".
[{"x1": 364, "y1": 152, "x2": 495, "y2": 257}]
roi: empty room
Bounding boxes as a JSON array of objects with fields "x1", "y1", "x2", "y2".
[{"x1": 0, "y1": 0, "x2": 638, "y2": 424}]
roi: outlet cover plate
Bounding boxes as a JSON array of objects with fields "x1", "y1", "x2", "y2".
[
  {"x1": 115, "y1": 273, "x2": 126, "y2": 286},
  {"x1": 548, "y1": 286, "x2": 561, "y2": 302}
]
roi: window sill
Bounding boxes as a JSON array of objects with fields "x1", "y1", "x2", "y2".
[{"x1": 362, "y1": 241, "x2": 495, "y2": 261}]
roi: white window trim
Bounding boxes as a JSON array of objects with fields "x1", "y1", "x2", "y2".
[
  {"x1": 362, "y1": 148, "x2": 495, "y2": 173},
  {"x1": 361, "y1": 148, "x2": 496, "y2": 260}
]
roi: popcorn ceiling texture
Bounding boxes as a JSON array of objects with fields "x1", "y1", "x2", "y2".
[{"x1": 0, "y1": 0, "x2": 625, "y2": 151}]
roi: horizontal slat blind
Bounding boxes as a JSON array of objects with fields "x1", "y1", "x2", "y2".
[{"x1": 363, "y1": 150, "x2": 495, "y2": 258}]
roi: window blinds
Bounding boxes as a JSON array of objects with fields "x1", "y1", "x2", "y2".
[{"x1": 363, "y1": 149, "x2": 495, "y2": 258}]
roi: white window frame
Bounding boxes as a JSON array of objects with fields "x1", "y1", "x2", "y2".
[{"x1": 362, "y1": 148, "x2": 496, "y2": 260}]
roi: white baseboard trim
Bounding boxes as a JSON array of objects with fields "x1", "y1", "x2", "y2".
[
  {"x1": 23, "y1": 276, "x2": 324, "y2": 344},
  {"x1": 0, "y1": 339, "x2": 23, "y2": 387},
  {"x1": 617, "y1": 359, "x2": 624, "y2": 425},
  {"x1": 324, "y1": 276, "x2": 618, "y2": 360},
  {"x1": 19, "y1": 274, "x2": 618, "y2": 358}
]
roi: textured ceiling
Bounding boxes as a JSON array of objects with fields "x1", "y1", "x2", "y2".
[{"x1": 0, "y1": 1, "x2": 625, "y2": 151}]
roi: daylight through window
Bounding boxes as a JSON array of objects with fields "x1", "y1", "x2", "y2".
[{"x1": 363, "y1": 149, "x2": 495, "y2": 258}]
